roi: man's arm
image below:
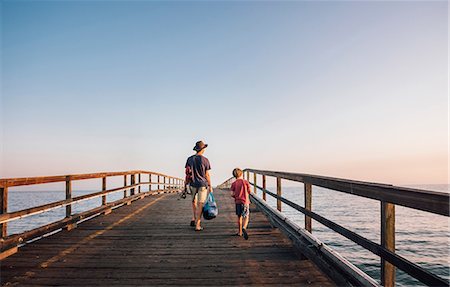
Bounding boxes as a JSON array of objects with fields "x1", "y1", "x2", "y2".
[{"x1": 205, "y1": 170, "x2": 213, "y2": 192}]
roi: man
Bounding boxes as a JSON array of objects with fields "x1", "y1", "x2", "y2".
[{"x1": 185, "y1": 140, "x2": 213, "y2": 231}]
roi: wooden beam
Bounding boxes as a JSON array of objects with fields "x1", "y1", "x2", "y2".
[
  {"x1": 1, "y1": 187, "x2": 8, "y2": 237},
  {"x1": 131, "y1": 174, "x2": 135, "y2": 195},
  {"x1": 0, "y1": 246, "x2": 17, "y2": 260},
  {"x1": 149, "y1": 174, "x2": 152, "y2": 191},
  {"x1": 276, "y1": 177, "x2": 282, "y2": 212},
  {"x1": 138, "y1": 174, "x2": 141, "y2": 193},
  {"x1": 244, "y1": 169, "x2": 449, "y2": 216},
  {"x1": 0, "y1": 170, "x2": 184, "y2": 188},
  {"x1": 253, "y1": 173, "x2": 257, "y2": 194},
  {"x1": 262, "y1": 175, "x2": 266, "y2": 201},
  {"x1": 304, "y1": 183, "x2": 312, "y2": 233},
  {"x1": 102, "y1": 177, "x2": 107, "y2": 205},
  {"x1": 123, "y1": 175, "x2": 127, "y2": 198},
  {"x1": 381, "y1": 201, "x2": 395, "y2": 287},
  {"x1": 157, "y1": 175, "x2": 160, "y2": 190},
  {"x1": 65, "y1": 177, "x2": 72, "y2": 218}
]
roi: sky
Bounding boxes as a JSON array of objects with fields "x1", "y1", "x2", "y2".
[{"x1": 0, "y1": 0, "x2": 448, "y2": 186}]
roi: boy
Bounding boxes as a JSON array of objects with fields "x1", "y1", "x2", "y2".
[{"x1": 230, "y1": 168, "x2": 251, "y2": 240}]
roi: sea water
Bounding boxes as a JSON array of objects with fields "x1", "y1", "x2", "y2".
[{"x1": 6, "y1": 184, "x2": 450, "y2": 286}]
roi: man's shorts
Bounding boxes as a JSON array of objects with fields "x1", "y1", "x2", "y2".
[
  {"x1": 235, "y1": 203, "x2": 250, "y2": 218},
  {"x1": 189, "y1": 185, "x2": 208, "y2": 203}
]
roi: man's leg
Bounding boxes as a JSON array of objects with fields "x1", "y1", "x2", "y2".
[
  {"x1": 195, "y1": 202, "x2": 204, "y2": 230},
  {"x1": 191, "y1": 200, "x2": 197, "y2": 222}
]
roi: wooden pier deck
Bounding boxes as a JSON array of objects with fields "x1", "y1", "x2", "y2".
[{"x1": 0, "y1": 189, "x2": 334, "y2": 286}]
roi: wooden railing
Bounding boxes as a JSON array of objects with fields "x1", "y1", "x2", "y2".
[
  {"x1": 0, "y1": 170, "x2": 184, "y2": 259},
  {"x1": 218, "y1": 169, "x2": 449, "y2": 287}
]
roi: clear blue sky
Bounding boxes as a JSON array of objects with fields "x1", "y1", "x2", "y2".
[{"x1": 1, "y1": 1, "x2": 448, "y2": 185}]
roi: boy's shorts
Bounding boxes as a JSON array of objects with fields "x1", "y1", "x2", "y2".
[
  {"x1": 189, "y1": 185, "x2": 208, "y2": 203},
  {"x1": 235, "y1": 204, "x2": 250, "y2": 218}
]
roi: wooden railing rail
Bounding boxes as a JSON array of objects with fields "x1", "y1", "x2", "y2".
[
  {"x1": 0, "y1": 170, "x2": 184, "y2": 260},
  {"x1": 0, "y1": 170, "x2": 179, "y2": 188},
  {"x1": 218, "y1": 169, "x2": 449, "y2": 287}
]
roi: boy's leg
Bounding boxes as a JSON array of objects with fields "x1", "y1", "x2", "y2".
[
  {"x1": 238, "y1": 216, "x2": 243, "y2": 235},
  {"x1": 243, "y1": 214, "x2": 249, "y2": 230},
  {"x1": 242, "y1": 205, "x2": 250, "y2": 240}
]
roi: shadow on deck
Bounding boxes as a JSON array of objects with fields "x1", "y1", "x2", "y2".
[{"x1": 1, "y1": 189, "x2": 334, "y2": 286}]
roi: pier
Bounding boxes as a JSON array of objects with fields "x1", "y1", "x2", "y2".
[{"x1": 0, "y1": 170, "x2": 449, "y2": 286}]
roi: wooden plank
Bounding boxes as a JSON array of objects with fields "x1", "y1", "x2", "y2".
[
  {"x1": 1, "y1": 189, "x2": 334, "y2": 286},
  {"x1": 123, "y1": 175, "x2": 127, "y2": 198},
  {"x1": 381, "y1": 202, "x2": 395, "y2": 287},
  {"x1": 65, "y1": 177, "x2": 72, "y2": 218},
  {"x1": 253, "y1": 172, "x2": 257, "y2": 194},
  {"x1": 262, "y1": 175, "x2": 266, "y2": 201},
  {"x1": 149, "y1": 174, "x2": 152, "y2": 191},
  {"x1": 245, "y1": 169, "x2": 449, "y2": 216},
  {"x1": 138, "y1": 174, "x2": 141, "y2": 193},
  {"x1": 0, "y1": 190, "x2": 180, "y2": 252},
  {"x1": 101, "y1": 177, "x2": 107, "y2": 206},
  {"x1": 131, "y1": 174, "x2": 135, "y2": 195},
  {"x1": 1, "y1": 186, "x2": 8, "y2": 237},
  {"x1": 276, "y1": 177, "x2": 281, "y2": 211},
  {"x1": 0, "y1": 170, "x2": 183, "y2": 188},
  {"x1": 0, "y1": 246, "x2": 17, "y2": 260},
  {"x1": 304, "y1": 183, "x2": 312, "y2": 233}
]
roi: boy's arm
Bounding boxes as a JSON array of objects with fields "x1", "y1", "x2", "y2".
[{"x1": 230, "y1": 182, "x2": 235, "y2": 197}]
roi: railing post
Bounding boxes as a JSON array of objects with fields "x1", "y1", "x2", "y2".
[
  {"x1": 157, "y1": 175, "x2": 160, "y2": 190},
  {"x1": 102, "y1": 177, "x2": 107, "y2": 205},
  {"x1": 0, "y1": 185, "x2": 18, "y2": 258},
  {"x1": 381, "y1": 201, "x2": 396, "y2": 287},
  {"x1": 1, "y1": 186, "x2": 8, "y2": 237},
  {"x1": 163, "y1": 177, "x2": 166, "y2": 190},
  {"x1": 149, "y1": 174, "x2": 152, "y2": 191},
  {"x1": 304, "y1": 183, "x2": 312, "y2": 233},
  {"x1": 138, "y1": 173, "x2": 141, "y2": 193},
  {"x1": 253, "y1": 173, "x2": 257, "y2": 194},
  {"x1": 123, "y1": 175, "x2": 127, "y2": 198},
  {"x1": 65, "y1": 176, "x2": 72, "y2": 218},
  {"x1": 276, "y1": 177, "x2": 282, "y2": 211},
  {"x1": 246, "y1": 171, "x2": 249, "y2": 181},
  {"x1": 262, "y1": 175, "x2": 266, "y2": 201},
  {"x1": 131, "y1": 174, "x2": 136, "y2": 195}
]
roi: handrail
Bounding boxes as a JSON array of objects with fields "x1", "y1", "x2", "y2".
[
  {"x1": 218, "y1": 169, "x2": 449, "y2": 287},
  {"x1": 245, "y1": 169, "x2": 449, "y2": 216},
  {"x1": 0, "y1": 170, "x2": 180, "y2": 188},
  {"x1": 0, "y1": 170, "x2": 185, "y2": 260}
]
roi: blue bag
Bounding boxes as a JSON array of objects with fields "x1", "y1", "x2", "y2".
[{"x1": 202, "y1": 193, "x2": 218, "y2": 220}]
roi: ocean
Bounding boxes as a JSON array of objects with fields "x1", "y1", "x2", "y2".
[{"x1": 6, "y1": 184, "x2": 449, "y2": 286}]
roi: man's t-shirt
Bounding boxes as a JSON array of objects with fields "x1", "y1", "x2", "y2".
[
  {"x1": 231, "y1": 178, "x2": 251, "y2": 205},
  {"x1": 185, "y1": 155, "x2": 211, "y2": 188}
]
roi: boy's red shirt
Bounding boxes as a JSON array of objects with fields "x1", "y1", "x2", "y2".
[{"x1": 231, "y1": 178, "x2": 251, "y2": 205}]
